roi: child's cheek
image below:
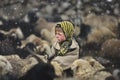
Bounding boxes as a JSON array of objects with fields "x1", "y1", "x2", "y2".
[{"x1": 56, "y1": 34, "x2": 66, "y2": 42}]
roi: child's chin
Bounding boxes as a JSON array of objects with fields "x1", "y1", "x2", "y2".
[
  {"x1": 57, "y1": 40, "x2": 61, "y2": 42},
  {"x1": 57, "y1": 39, "x2": 62, "y2": 42}
]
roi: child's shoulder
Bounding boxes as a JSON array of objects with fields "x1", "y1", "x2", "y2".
[{"x1": 70, "y1": 38, "x2": 79, "y2": 48}]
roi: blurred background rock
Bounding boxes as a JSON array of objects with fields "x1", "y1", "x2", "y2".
[{"x1": 0, "y1": 0, "x2": 119, "y2": 26}]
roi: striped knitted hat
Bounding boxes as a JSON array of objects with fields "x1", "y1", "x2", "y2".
[{"x1": 56, "y1": 21, "x2": 75, "y2": 39}]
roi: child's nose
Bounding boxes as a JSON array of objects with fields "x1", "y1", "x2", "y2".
[{"x1": 55, "y1": 34, "x2": 60, "y2": 38}]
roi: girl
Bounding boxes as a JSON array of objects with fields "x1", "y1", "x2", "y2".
[{"x1": 48, "y1": 21, "x2": 79, "y2": 70}]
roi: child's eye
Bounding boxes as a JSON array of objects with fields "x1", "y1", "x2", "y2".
[{"x1": 56, "y1": 33, "x2": 62, "y2": 35}]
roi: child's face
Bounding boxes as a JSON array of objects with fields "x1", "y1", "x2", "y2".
[{"x1": 55, "y1": 27, "x2": 66, "y2": 43}]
